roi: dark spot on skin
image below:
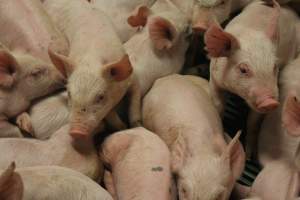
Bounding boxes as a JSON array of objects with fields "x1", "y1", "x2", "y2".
[{"x1": 151, "y1": 166, "x2": 163, "y2": 172}]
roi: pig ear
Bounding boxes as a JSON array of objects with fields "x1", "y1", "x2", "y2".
[
  {"x1": 0, "y1": 50, "x2": 17, "y2": 88},
  {"x1": 48, "y1": 47, "x2": 74, "y2": 78},
  {"x1": 265, "y1": 0, "x2": 280, "y2": 43},
  {"x1": 103, "y1": 55, "x2": 133, "y2": 82},
  {"x1": 222, "y1": 131, "x2": 245, "y2": 180},
  {"x1": 148, "y1": 16, "x2": 178, "y2": 50},
  {"x1": 282, "y1": 93, "x2": 300, "y2": 137},
  {"x1": 127, "y1": 5, "x2": 151, "y2": 27},
  {"x1": 171, "y1": 133, "x2": 187, "y2": 173},
  {"x1": 204, "y1": 24, "x2": 240, "y2": 58},
  {"x1": 0, "y1": 162, "x2": 23, "y2": 200}
]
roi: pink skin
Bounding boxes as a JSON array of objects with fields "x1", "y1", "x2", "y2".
[
  {"x1": 143, "y1": 75, "x2": 245, "y2": 200},
  {"x1": 101, "y1": 127, "x2": 173, "y2": 200},
  {"x1": 282, "y1": 93, "x2": 300, "y2": 136},
  {"x1": 0, "y1": 163, "x2": 113, "y2": 200},
  {"x1": 90, "y1": 0, "x2": 157, "y2": 43},
  {"x1": 204, "y1": 1, "x2": 299, "y2": 114},
  {"x1": 44, "y1": 0, "x2": 140, "y2": 139},
  {"x1": 0, "y1": 125, "x2": 103, "y2": 180}
]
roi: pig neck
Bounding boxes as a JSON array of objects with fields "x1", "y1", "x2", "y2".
[{"x1": 179, "y1": 126, "x2": 225, "y2": 160}]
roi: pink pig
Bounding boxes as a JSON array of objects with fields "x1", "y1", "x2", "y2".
[
  {"x1": 143, "y1": 74, "x2": 245, "y2": 200},
  {"x1": 0, "y1": 0, "x2": 68, "y2": 137},
  {"x1": 44, "y1": 0, "x2": 141, "y2": 139},
  {"x1": 101, "y1": 127, "x2": 173, "y2": 200},
  {"x1": 204, "y1": 0, "x2": 299, "y2": 114},
  {"x1": 124, "y1": 0, "x2": 190, "y2": 96}
]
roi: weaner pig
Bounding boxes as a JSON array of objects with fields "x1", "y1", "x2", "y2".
[
  {"x1": 0, "y1": 163, "x2": 113, "y2": 200},
  {"x1": 125, "y1": 0, "x2": 190, "y2": 96},
  {"x1": 204, "y1": 0, "x2": 299, "y2": 114},
  {"x1": 101, "y1": 127, "x2": 173, "y2": 200},
  {"x1": 44, "y1": 0, "x2": 141, "y2": 139},
  {"x1": 0, "y1": 125, "x2": 102, "y2": 180},
  {"x1": 90, "y1": 0, "x2": 157, "y2": 43},
  {"x1": 143, "y1": 74, "x2": 245, "y2": 200},
  {"x1": 0, "y1": 0, "x2": 68, "y2": 137}
]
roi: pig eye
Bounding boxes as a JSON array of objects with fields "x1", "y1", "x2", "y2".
[
  {"x1": 95, "y1": 94, "x2": 105, "y2": 104},
  {"x1": 219, "y1": 0, "x2": 226, "y2": 5},
  {"x1": 237, "y1": 63, "x2": 251, "y2": 77},
  {"x1": 30, "y1": 68, "x2": 47, "y2": 79}
]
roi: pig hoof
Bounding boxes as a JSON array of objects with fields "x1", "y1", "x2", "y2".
[{"x1": 16, "y1": 113, "x2": 34, "y2": 136}]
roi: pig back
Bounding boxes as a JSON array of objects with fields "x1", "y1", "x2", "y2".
[
  {"x1": 143, "y1": 74, "x2": 223, "y2": 146},
  {"x1": 0, "y1": 0, "x2": 69, "y2": 62}
]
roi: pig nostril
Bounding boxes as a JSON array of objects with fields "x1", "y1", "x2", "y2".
[
  {"x1": 81, "y1": 108, "x2": 87, "y2": 112},
  {"x1": 294, "y1": 96, "x2": 298, "y2": 103}
]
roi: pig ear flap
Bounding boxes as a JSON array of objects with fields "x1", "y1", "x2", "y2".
[
  {"x1": 148, "y1": 16, "x2": 178, "y2": 50},
  {"x1": 204, "y1": 24, "x2": 240, "y2": 58},
  {"x1": 282, "y1": 93, "x2": 300, "y2": 137},
  {"x1": 0, "y1": 162, "x2": 23, "y2": 200},
  {"x1": 222, "y1": 131, "x2": 246, "y2": 180},
  {"x1": 127, "y1": 5, "x2": 152, "y2": 27},
  {"x1": 171, "y1": 133, "x2": 187, "y2": 173},
  {"x1": 265, "y1": 0, "x2": 280, "y2": 43},
  {"x1": 48, "y1": 47, "x2": 74, "y2": 78},
  {"x1": 103, "y1": 55, "x2": 133, "y2": 82},
  {"x1": 0, "y1": 50, "x2": 18, "y2": 88}
]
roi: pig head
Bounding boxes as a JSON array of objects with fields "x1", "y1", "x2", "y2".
[
  {"x1": 172, "y1": 132, "x2": 245, "y2": 200},
  {"x1": 204, "y1": 1, "x2": 281, "y2": 113},
  {"x1": 101, "y1": 127, "x2": 173, "y2": 200}
]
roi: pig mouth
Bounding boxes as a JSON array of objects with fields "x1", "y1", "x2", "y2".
[
  {"x1": 253, "y1": 97, "x2": 279, "y2": 113},
  {"x1": 282, "y1": 94, "x2": 300, "y2": 136}
]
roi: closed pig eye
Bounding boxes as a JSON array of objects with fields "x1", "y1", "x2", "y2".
[
  {"x1": 237, "y1": 63, "x2": 252, "y2": 77},
  {"x1": 30, "y1": 68, "x2": 47, "y2": 79}
]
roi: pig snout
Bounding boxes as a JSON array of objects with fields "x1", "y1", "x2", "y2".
[
  {"x1": 250, "y1": 88, "x2": 279, "y2": 113},
  {"x1": 256, "y1": 97, "x2": 279, "y2": 112},
  {"x1": 69, "y1": 124, "x2": 91, "y2": 140}
]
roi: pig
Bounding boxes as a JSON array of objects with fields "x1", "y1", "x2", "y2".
[
  {"x1": 90, "y1": 0, "x2": 157, "y2": 43},
  {"x1": 44, "y1": 0, "x2": 141, "y2": 139},
  {"x1": 0, "y1": 163, "x2": 113, "y2": 200},
  {"x1": 101, "y1": 127, "x2": 173, "y2": 200},
  {"x1": 124, "y1": 0, "x2": 190, "y2": 96},
  {"x1": 0, "y1": 0, "x2": 69, "y2": 138},
  {"x1": 257, "y1": 56, "x2": 300, "y2": 167},
  {"x1": 232, "y1": 161, "x2": 300, "y2": 200},
  {"x1": 22, "y1": 91, "x2": 69, "y2": 140},
  {"x1": 143, "y1": 74, "x2": 245, "y2": 200},
  {"x1": 204, "y1": 0, "x2": 299, "y2": 114},
  {"x1": 169, "y1": 0, "x2": 252, "y2": 32},
  {"x1": 0, "y1": 125, "x2": 103, "y2": 180}
]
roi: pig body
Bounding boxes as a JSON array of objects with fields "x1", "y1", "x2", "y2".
[
  {"x1": 0, "y1": 164, "x2": 113, "y2": 200},
  {"x1": 125, "y1": 0, "x2": 190, "y2": 96},
  {"x1": 257, "y1": 56, "x2": 300, "y2": 167},
  {"x1": 205, "y1": 1, "x2": 299, "y2": 114},
  {"x1": 44, "y1": 0, "x2": 140, "y2": 139},
  {"x1": 101, "y1": 127, "x2": 173, "y2": 200},
  {"x1": 0, "y1": 0, "x2": 68, "y2": 137},
  {"x1": 0, "y1": 125, "x2": 102, "y2": 180},
  {"x1": 90, "y1": 0, "x2": 157, "y2": 43},
  {"x1": 143, "y1": 74, "x2": 245, "y2": 200},
  {"x1": 27, "y1": 91, "x2": 69, "y2": 140}
]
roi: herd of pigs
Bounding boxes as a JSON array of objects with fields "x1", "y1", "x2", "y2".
[{"x1": 1, "y1": 0, "x2": 300, "y2": 199}]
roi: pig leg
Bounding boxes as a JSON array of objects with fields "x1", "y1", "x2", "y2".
[
  {"x1": 0, "y1": 120, "x2": 23, "y2": 138},
  {"x1": 16, "y1": 112, "x2": 34, "y2": 136},
  {"x1": 105, "y1": 110, "x2": 127, "y2": 130},
  {"x1": 128, "y1": 76, "x2": 142, "y2": 127},
  {"x1": 246, "y1": 112, "x2": 264, "y2": 159},
  {"x1": 104, "y1": 170, "x2": 117, "y2": 200}
]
